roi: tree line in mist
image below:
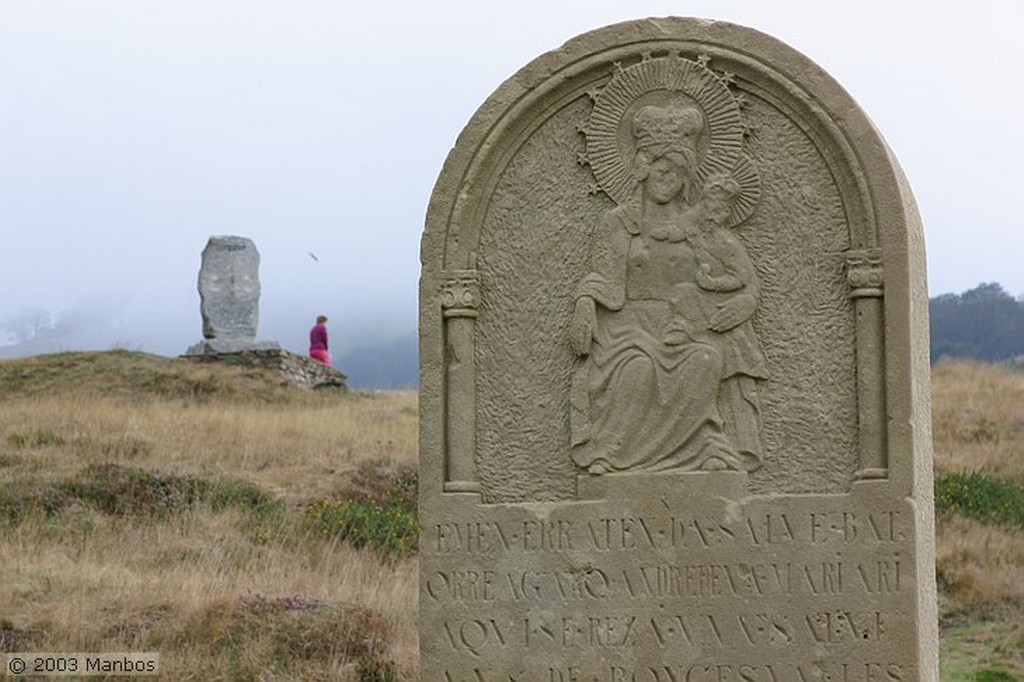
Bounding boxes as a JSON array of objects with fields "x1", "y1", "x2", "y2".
[
  {"x1": 346, "y1": 282, "x2": 1024, "y2": 387},
  {"x1": 2, "y1": 282, "x2": 1020, "y2": 387},
  {"x1": 929, "y1": 282, "x2": 1024, "y2": 364}
]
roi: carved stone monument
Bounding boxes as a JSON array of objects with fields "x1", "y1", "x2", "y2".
[
  {"x1": 185, "y1": 236, "x2": 279, "y2": 354},
  {"x1": 420, "y1": 18, "x2": 936, "y2": 681}
]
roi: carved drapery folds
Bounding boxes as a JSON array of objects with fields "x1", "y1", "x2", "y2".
[
  {"x1": 570, "y1": 54, "x2": 768, "y2": 477},
  {"x1": 420, "y1": 19, "x2": 935, "y2": 681}
]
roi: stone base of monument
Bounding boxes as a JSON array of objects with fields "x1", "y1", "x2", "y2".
[
  {"x1": 576, "y1": 470, "x2": 748, "y2": 500},
  {"x1": 184, "y1": 338, "x2": 281, "y2": 355},
  {"x1": 181, "y1": 348, "x2": 346, "y2": 390}
]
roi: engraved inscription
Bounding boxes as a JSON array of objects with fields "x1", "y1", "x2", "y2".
[
  {"x1": 425, "y1": 558, "x2": 906, "y2": 604},
  {"x1": 427, "y1": 570, "x2": 497, "y2": 603},
  {"x1": 431, "y1": 510, "x2": 907, "y2": 555},
  {"x1": 443, "y1": 619, "x2": 510, "y2": 657},
  {"x1": 426, "y1": 502, "x2": 915, "y2": 678},
  {"x1": 443, "y1": 660, "x2": 910, "y2": 682},
  {"x1": 422, "y1": 18, "x2": 936, "y2": 681}
]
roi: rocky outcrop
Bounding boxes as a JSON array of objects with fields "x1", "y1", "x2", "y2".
[{"x1": 185, "y1": 349, "x2": 346, "y2": 390}]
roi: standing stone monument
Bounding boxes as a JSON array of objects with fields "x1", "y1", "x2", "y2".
[
  {"x1": 420, "y1": 18, "x2": 936, "y2": 681},
  {"x1": 185, "y1": 236, "x2": 279, "y2": 354}
]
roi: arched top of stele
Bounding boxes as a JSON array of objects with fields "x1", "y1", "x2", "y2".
[{"x1": 419, "y1": 18, "x2": 935, "y2": 681}]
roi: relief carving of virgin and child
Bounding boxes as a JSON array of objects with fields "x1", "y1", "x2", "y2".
[{"x1": 569, "y1": 57, "x2": 768, "y2": 475}]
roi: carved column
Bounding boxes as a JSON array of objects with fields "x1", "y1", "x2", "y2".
[
  {"x1": 847, "y1": 249, "x2": 887, "y2": 480},
  {"x1": 441, "y1": 270, "x2": 481, "y2": 493}
]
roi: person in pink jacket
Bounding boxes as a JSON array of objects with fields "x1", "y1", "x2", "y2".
[{"x1": 309, "y1": 315, "x2": 331, "y2": 365}]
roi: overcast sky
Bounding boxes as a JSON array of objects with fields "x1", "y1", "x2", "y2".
[{"x1": 2, "y1": 1, "x2": 1021, "y2": 358}]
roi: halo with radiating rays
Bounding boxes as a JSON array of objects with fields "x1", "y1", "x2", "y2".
[
  {"x1": 725, "y1": 153, "x2": 761, "y2": 227},
  {"x1": 585, "y1": 54, "x2": 758, "y2": 225}
]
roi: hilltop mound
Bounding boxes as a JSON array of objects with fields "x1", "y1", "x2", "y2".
[{"x1": 0, "y1": 349, "x2": 345, "y2": 404}]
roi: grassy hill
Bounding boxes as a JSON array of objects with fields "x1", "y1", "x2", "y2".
[
  {"x1": 930, "y1": 360, "x2": 1024, "y2": 680},
  {"x1": 0, "y1": 351, "x2": 1022, "y2": 679},
  {"x1": 0, "y1": 349, "x2": 342, "y2": 403},
  {"x1": 0, "y1": 351, "x2": 417, "y2": 680}
]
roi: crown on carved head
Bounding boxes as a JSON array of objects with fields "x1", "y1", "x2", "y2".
[{"x1": 632, "y1": 103, "x2": 705, "y2": 156}]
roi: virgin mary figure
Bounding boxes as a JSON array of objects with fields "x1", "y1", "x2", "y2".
[{"x1": 569, "y1": 97, "x2": 764, "y2": 475}]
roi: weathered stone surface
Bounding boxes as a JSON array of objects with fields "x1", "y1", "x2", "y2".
[
  {"x1": 199, "y1": 236, "x2": 261, "y2": 339},
  {"x1": 185, "y1": 348, "x2": 346, "y2": 389},
  {"x1": 419, "y1": 17, "x2": 936, "y2": 681},
  {"x1": 184, "y1": 337, "x2": 280, "y2": 355},
  {"x1": 185, "y1": 236, "x2": 279, "y2": 355}
]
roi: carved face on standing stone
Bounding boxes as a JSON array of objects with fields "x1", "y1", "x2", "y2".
[{"x1": 198, "y1": 237, "x2": 261, "y2": 340}]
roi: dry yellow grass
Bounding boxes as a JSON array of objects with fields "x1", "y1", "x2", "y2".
[
  {"x1": 2, "y1": 352, "x2": 1024, "y2": 679},
  {"x1": 1, "y1": 510, "x2": 419, "y2": 679},
  {"x1": 0, "y1": 390, "x2": 418, "y2": 503},
  {"x1": 936, "y1": 517, "x2": 1024, "y2": 608},
  {"x1": 0, "y1": 353, "x2": 420, "y2": 680},
  {"x1": 930, "y1": 359, "x2": 1024, "y2": 678},
  {"x1": 931, "y1": 358, "x2": 1024, "y2": 482}
]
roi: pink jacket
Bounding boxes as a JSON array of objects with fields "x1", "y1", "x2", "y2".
[{"x1": 309, "y1": 324, "x2": 329, "y2": 352}]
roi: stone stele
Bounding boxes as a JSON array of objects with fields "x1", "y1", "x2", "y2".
[
  {"x1": 186, "y1": 235, "x2": 279, "y2": 354},
  {"x1": 419, "y1": 17, "x2": 937, "y2": 682}
]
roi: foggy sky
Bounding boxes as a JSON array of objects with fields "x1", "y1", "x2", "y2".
[{"x1": 2, "y1": 1, "x2": 1022, "y2": 358}]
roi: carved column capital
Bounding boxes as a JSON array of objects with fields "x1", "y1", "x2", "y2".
[
  {"x1": 441, "y1": 270, "x2": 481, "y2": 318},
  {"x1": 846, "y1": 248, "x2": 884, "y2": 298}
]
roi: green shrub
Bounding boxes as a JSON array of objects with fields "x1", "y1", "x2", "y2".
[
  {"x1": 0, "y1": 464, "x2": 281, "y2": 525},
  {"x1": 306, "y1": 496, "x2": 418, "y2": 559},
  {"x1": 935, "y1": 471, "x2": 1024, "y2": 529},
  {"x1": 6, "y1": 428, "x2": 65, "y2": 449},
  {"x1": 208, "y1": 477, "x2": 283, "y2": 519},
  {"x1": 0, "y1": 481, "x2": 72, "y2": 524},
  {"x1": 97, "y1": 435, "x2": 155, "y2": 458},
  {"x1": 60, "y1": 464, "x2": 208, "y2": 517},
  {"x1": 210, "y1": 478, "x2": 286, "y2": 546},
  {"x1": 357, "y1": 658, "x2": 398, "y2": 681},
  {"x1": 388, "y1": 468, "x2": 418, "y2": 509},
  {"x1": 343, "y1": 461, "x2": 418, "y2": 509},
  {"x1": 972, "y1": 669, "x2": 1018, "y2": 682},
  {"x1": 173, "y1": 593, "x2": 391, "y2": 679}
]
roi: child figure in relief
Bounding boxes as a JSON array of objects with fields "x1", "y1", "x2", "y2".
[
  {"x1": 670, "y1": 171, "x2": 769, "y2": 468},
  {"x1": 691, "y1": 172, "x2": 753, "y2": 297},
  {"x1": 664, "y1": 172, "x2": 753, "y2": 346}
]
